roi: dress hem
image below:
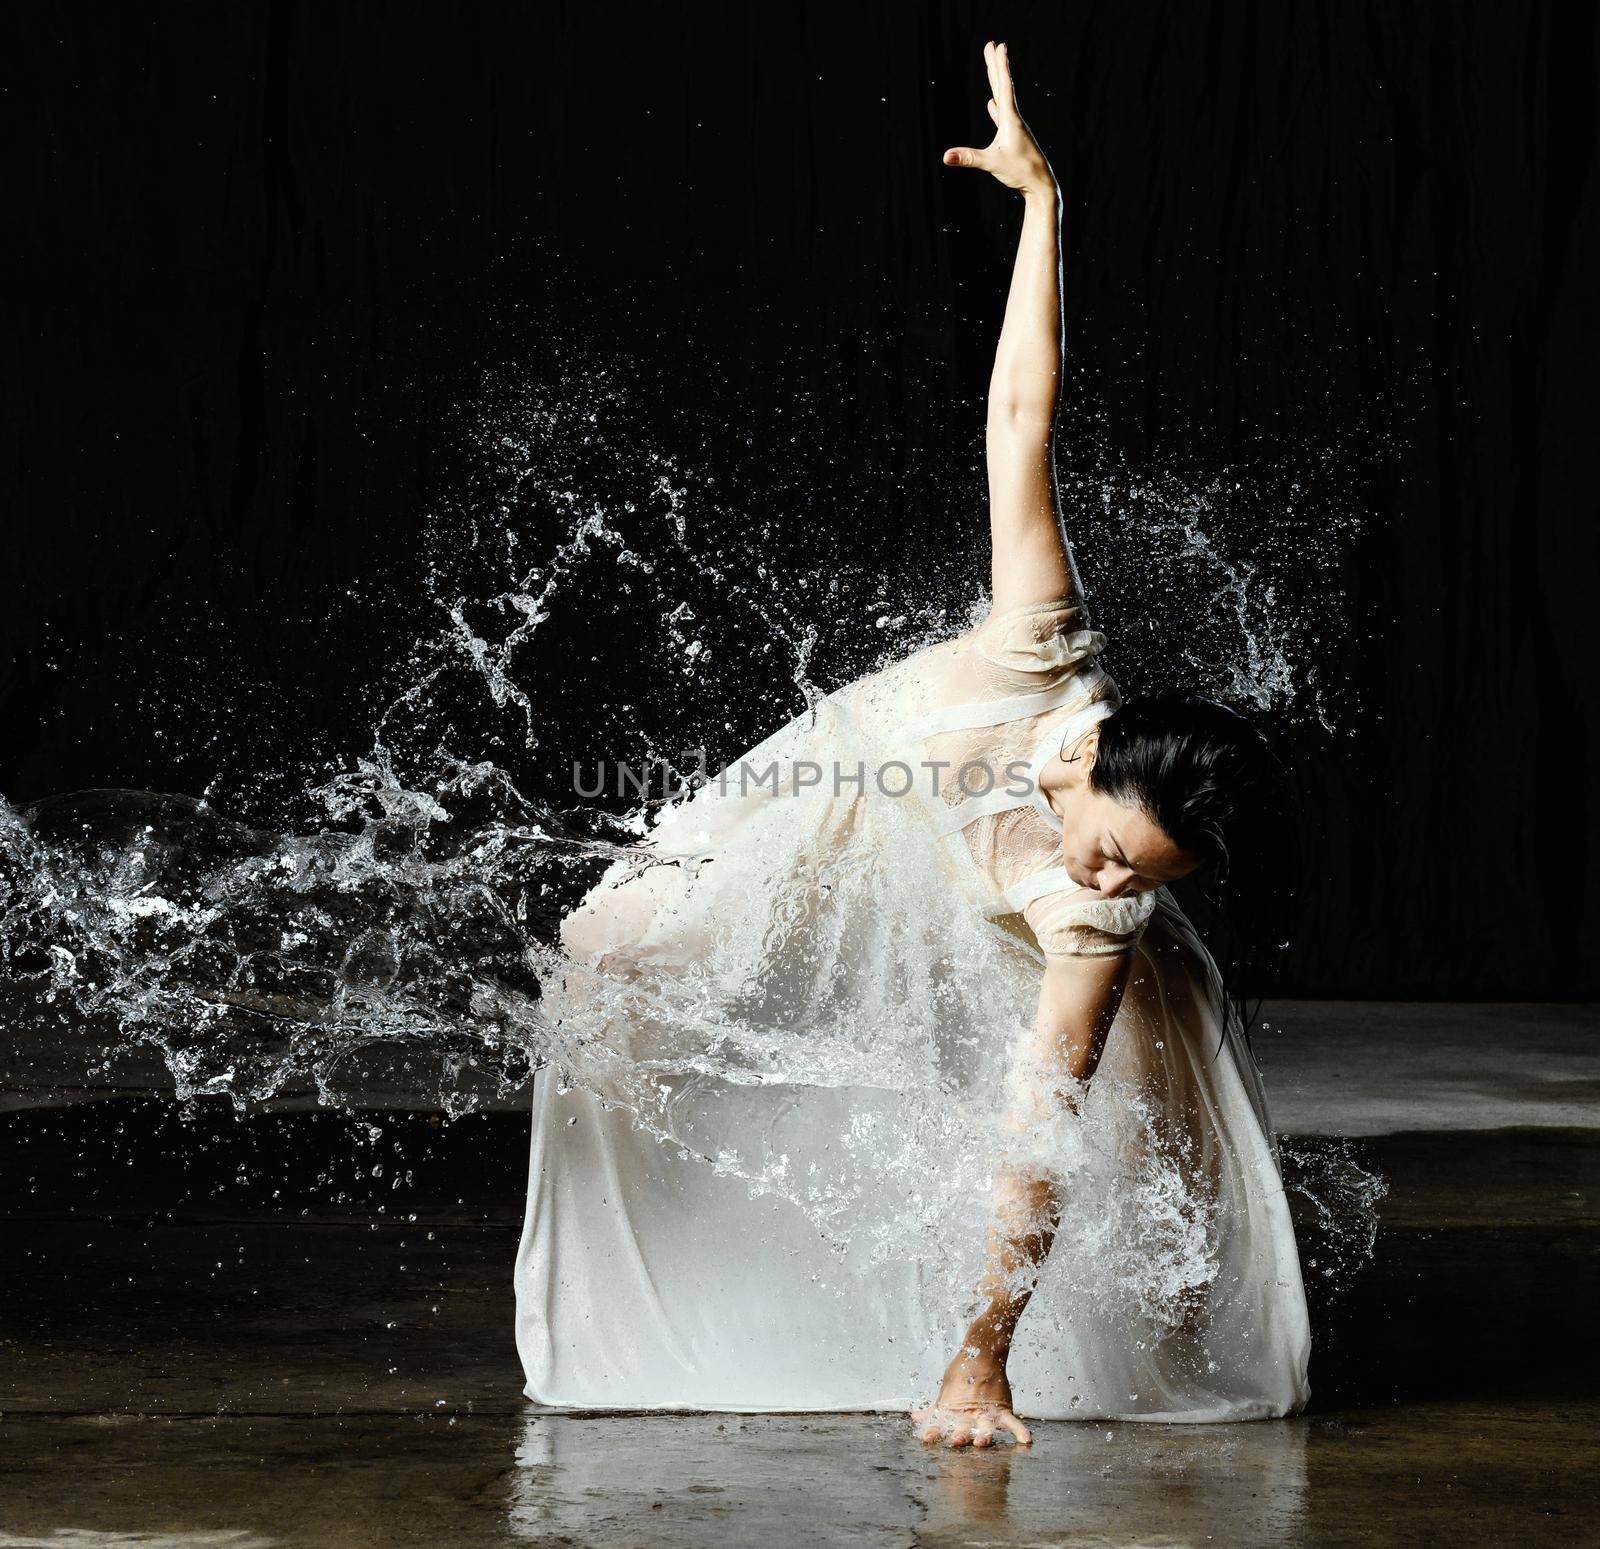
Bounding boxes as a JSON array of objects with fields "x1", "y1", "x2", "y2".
[{"x1": 521, "y1": 1386, "x2": 1308, "y2": 1425}]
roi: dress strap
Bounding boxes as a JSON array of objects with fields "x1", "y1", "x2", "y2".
[
  {"x1": 1002, "y1": 864, "x2": 1086, "y2": 912},
  {"x1": 927, "y1": 786, "x2": 1031, "y2": 836},
  {"x1": 897, "y1": 668, "x2": 1105, "y2": 745},
  {"x1": 916, "y1": 680, "x2": 1121, "y2": 840}
]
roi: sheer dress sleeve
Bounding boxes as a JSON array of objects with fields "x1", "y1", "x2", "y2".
[
  {"x1": 971, "y1": 596, "x2": 1108, "y2": 696},
  {"x1": 1022, "y1": 886, "x2": 1157, "y2": 961}
]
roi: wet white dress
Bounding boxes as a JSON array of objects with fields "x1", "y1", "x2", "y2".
[{"x1": 515, "y1": 591, "x2": 1311, "y2": 1421}]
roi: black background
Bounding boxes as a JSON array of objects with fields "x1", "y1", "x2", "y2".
[{"x1": 5, "y1": 1, "x2": 1597, "y2": 998}]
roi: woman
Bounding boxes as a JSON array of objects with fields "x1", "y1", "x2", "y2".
[{"x1": 515, "y1": 41, "x2": 1310, "y2": 1448}]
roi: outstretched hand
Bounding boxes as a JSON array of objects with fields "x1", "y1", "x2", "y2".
[
  {"x1": 912, "y1": 1398, "x2": 1033, "y2": 1450},
  {"x1": 912, "y1": 1354, "x2": 1034, "y2": 1449},
  {"x1": 942, "y1": 40, "x2": 1056, "y2": 198}
]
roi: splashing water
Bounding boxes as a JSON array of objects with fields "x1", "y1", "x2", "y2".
[
  {"x1": 1280, "y1": 1136, "x2": 1391, "y2": 1292},
  {"x1": 1060, "y1": 447, "x2": 1368, "y2": 733},
  {"x1": 0, "y1": 355, "x2": 1382, "y2": 1315}
]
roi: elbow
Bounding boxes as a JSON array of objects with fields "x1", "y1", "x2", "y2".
[{"x1": 987, "y1": 397, "x2": 1057, "y2": 440}]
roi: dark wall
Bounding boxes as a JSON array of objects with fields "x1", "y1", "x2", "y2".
[{"x1": 4, "y1": 1, "x2": 1597, "y2": 997}]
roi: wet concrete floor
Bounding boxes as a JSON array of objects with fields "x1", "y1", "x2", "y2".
[
  {"x1": 4, "y1": 1402, "x2": 1595, "y2": 1548},
  {"x1": 2, "y1": 1005, "x2": 1597, "y2": 1545}
]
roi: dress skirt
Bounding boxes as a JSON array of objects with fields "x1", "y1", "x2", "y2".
[{"x1": 514, "y1": 661, "x2": 1311, "y2": 1421}]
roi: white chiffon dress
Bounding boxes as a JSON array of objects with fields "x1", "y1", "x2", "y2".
[{"x1": 515, "y1": 588, "x2": 1311, "y2": 1422}]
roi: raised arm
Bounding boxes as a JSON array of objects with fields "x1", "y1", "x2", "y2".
[
  {"x1": 914, "y1": 951, "x2": 1132, "y2": 1448},
  {"x1": 944, "y1": 41, "x2": 1080, "y2": 616}
]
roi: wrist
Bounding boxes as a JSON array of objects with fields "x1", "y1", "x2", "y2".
[
  {"x1": 938, "y1": 1344, "x2": 1014, "y2": 1406},
  {"x1": 963, "y1": 1344, "x2": 1010, "y2": 1377},
  {"x1": 962, "y1": 1306, "x2": 1020, "y2": 1364},
  {"x1": 1021, "y1": 166, "x2": 1060, "y2": 205}
]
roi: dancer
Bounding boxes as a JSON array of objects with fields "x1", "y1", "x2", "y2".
[{"x1": 515, "y1": 41, "x2": 1309, "y2": 1446}]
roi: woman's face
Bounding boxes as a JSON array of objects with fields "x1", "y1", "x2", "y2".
[{"x1": 1053, "y1": 731, "x2": 1199, "y2": 897}]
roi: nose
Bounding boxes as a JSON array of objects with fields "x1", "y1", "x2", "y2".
[{"x1": 1097, "y1": 865, "x2": 1135, "y2": 898}]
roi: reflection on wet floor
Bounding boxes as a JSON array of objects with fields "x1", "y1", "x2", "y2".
[
  {"x1": 507, "y1": 1411, "x2": 1313, "y2": 1546},
  {"x1": 0, "y1": 1534, "x2": 280, "y2": 1549},
  {"x1": 1, "y1": 1403, "x2": 1595, "y2": 1547},
  {"x1": 1, "y1": 1016, "x2": 1597, "y2": 1546}
]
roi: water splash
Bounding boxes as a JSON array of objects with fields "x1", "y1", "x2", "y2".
[
  {"x1": 0, "y1": 351, "x2": 1382, "y2": 1324},
  {"x1": 1062, "y1": 446, "x2": 1369, "y2": 733},
  {"x1": 1280, "y1": 1136, "x2": 1391, "y2": 1291}
]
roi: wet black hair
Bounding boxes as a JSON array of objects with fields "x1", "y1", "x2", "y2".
[
  {"x1": 1090, "y1": 689, "x2": 1299, "y2": 1052},
  {"x1": 1090, "y1": 690, "x2": 1279, "y2": 880}
]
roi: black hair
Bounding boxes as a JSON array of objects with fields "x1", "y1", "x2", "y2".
[
  {"x1": 1090, "y1": 690, "x2": 1280, "y2": 881},
  {"x1": 1089, "y1": 689, "x2": 1299, "y2": 1054}
]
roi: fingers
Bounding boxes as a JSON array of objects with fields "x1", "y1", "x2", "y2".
[
  {"x1": 945, "y1": 41, "x2": 1016, "y2": 174},
  {"x1": 998, "y1": 1410, "x2": 1033, "y2": 1446},
  {"x1": 995, "y1": 43, "x2": 1018, "y2": 115},
  {"x1": 984, "y1": 39, "x2": 1018, "y2": 118},
  {"x1": 912, "y1": 1403, "x2": 1032, "y2": 1448}
]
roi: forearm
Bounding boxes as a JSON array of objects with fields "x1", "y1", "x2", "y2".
[
  {"x1": 960, "y1": 1169, "x2": 1060, "y2": 1361},
  {"x1": 983, "y1": 186, "x2": 1075, "y2": 611},
  {"x1": 988, "y1": 188, "x2": 1064, "y2": 432},
  {"x1": 943, "y1": 40, "x2": 1072, "y2": 614},
  {"x1": 956, "y1": 955, "x2": 1128, "y2": 1366}
]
